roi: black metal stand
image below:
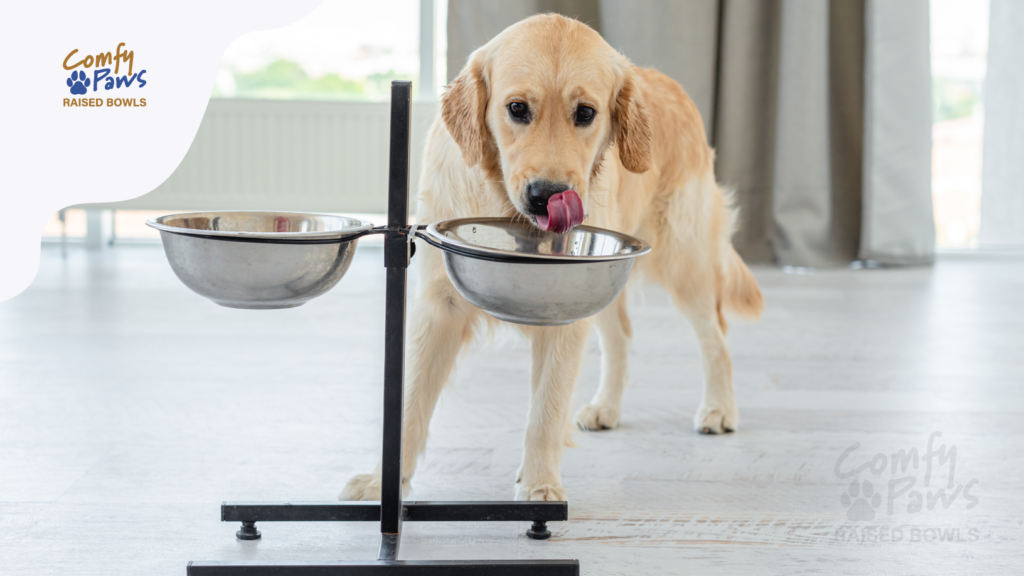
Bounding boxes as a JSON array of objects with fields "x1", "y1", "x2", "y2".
[{"x1": 186, "y1": 82, "x2": 578, "y2": 575}]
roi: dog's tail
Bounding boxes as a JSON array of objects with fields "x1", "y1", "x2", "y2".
[
  {"x1": 719, "y1": 187, "x2": 764, "y2": 321},
  {"x1": 722, "y1": 246, "x2": 764, "y2": 320}
]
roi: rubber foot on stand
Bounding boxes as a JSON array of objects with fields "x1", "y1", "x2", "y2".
[
  {"x1": 526, "y1": 520, "x2": 551, "y2": 540},
  {"x1": 236, "y1": 521, "x2": 261, "y2": 540}
]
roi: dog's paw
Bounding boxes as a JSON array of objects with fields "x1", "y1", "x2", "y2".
[
  {"x1": 515, "y1": 482, "x2": 567, "y2": 501},
  {"x1": 339, "y1": 472, "x2": 413, "y2": 501},
  {"x1": 574, "y1": 402, "x2": 620, "y2": 430},
  {"x1": 694, "y1": 402, "x2": 739, "y2": 435},
  {"x1": 338, "y1": 473, "x2": 412, "y2": 501},
  {"x1": 339, "y1": 473, "x2": 382, "y2": 501}
]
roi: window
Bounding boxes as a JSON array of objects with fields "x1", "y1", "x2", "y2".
[
  {"x1": 211, "y1": 0, "x2": 446, "y2": 102},
  {"x1": 930, "y1": 0, "x2": 990, "y2": 248}
]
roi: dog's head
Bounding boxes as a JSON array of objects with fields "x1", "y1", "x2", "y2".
[{"x1": 441, "y1": 14, "x2": 651, "y2": 230}]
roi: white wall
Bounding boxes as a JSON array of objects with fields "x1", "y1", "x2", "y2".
[{"x1": 77, "y1": 99, "x2": 438, "y2": 216}]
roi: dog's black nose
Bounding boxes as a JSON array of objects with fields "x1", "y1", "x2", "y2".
[{"x1": 526, "y1": 180, "x2": 570, "y2": 215}]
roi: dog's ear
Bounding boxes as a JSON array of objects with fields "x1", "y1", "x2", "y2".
[
  {"x1": 613, "y1": 69, "x2": 652, "y2": 174},
  {"x1": 442, "y1": 56, "x2": 488, "y2": 167}
]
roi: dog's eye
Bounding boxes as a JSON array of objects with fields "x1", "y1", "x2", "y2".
[
  {"x1": 508, "y1": 102, "x2": 530, "y2": 123},
  {"x1": 575, "y1": 105, "x2": 596, "y2": 126}
]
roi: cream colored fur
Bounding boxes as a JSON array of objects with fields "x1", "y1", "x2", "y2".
[{"x1": 341, "y1": 14, "x2": 763, "y2": 502}]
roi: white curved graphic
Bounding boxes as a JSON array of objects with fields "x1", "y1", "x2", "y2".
[{"x1": 0, "y1": 1, "x2": 323, "y2": 302}]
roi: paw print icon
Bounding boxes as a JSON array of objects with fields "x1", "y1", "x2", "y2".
[
  {"x1": 67, "y1": 70, "x2": 90, "y2": 95},
  {"x1": 841, "y1": 480, "x2": 882, "y2": 521}
]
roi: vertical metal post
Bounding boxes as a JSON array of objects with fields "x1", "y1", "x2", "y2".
[
  {"x1": 379, "y1": 81, "x2": 412, "y2": 559},
  {"x1": 387, "y1": 81, "x2": 412, "y2": 232}
]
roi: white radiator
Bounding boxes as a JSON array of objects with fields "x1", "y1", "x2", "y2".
[{"x1": 78, "y1": 99, "x2": 439, "y2": 215}]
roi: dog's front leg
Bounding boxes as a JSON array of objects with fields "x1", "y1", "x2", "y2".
[
  {"x1": 339, "y1": 251, "x2": 480, "y2": 500},
  {"x1": 574, "y1": 293, "x2": 631, "y2": 430},
  {"x1": 516, "y1": 319, "x2": 592, "y2": 501}
]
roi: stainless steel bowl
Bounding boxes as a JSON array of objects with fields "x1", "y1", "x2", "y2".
[
  {"x1": 147, "y1": 211, "x2": 373, "y2": 309},
  {"x1": 423, "y1": 218, "x2": 651, "y2": 326}
]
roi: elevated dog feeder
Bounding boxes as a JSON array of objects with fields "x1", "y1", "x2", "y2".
[{"x1": 150, "y1": 81, "x2": 649, "y2": 575}]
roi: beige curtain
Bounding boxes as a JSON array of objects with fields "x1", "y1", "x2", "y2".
[{"x1": 447, "y1": 0, "x2": 935, "y2": 266}]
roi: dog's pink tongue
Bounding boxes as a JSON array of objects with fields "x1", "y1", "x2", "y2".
[{"x1": 536, "y1": 190, "x2": 584, "y2": 233}]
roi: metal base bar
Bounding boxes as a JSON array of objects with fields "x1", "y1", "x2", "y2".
[
  {"x1": 188, "y1": 560, "x2": 580, "y2": 576},
  {"x1": 222, "y1": 501, "x2": 568, "y2": 523}
]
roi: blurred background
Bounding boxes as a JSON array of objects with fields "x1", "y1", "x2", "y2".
[{"x1": 42, "y1": 0, "x2": 1022, "y2": 262}]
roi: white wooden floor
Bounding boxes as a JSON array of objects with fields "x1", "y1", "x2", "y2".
[{"x1": 1, "y1": 245, "x2": 1021, "y2": 575}]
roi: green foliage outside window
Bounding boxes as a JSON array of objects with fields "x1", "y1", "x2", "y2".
[
  {"x1": 933, "y1": 77, "x2": 983, "y2": 122},
  {"x1": 213, "y1": 59, "x2": 414, "y2": 101}
]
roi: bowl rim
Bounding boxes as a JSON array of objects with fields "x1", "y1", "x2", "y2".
[
  {"x1": 424, "y1": 217, "x2": 652, "y2": 263},
  {"x1": 146, "y1": 210, "x2": 375, "y2": 242}
]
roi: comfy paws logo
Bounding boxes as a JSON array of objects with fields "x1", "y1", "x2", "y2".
[
  {"x1": 62, "y1": 42, "x2": 147, "y2": 108},
  {"x1": 834, "y1": 432, "x2": 980, "y2": 519},
  {"x1": 831, "y1": 432, "x2": 984, "y2": 545},
  {"x1": 840, "y1": 480, "x2": 882, "y2": 521},
  {"x1": 66, "y1": 70, "x2": 90, "y2": 94}
]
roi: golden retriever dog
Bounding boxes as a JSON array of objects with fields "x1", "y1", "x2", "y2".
[{"x1": 342, "y1": 14, "x2": 763, "y2": 502}]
